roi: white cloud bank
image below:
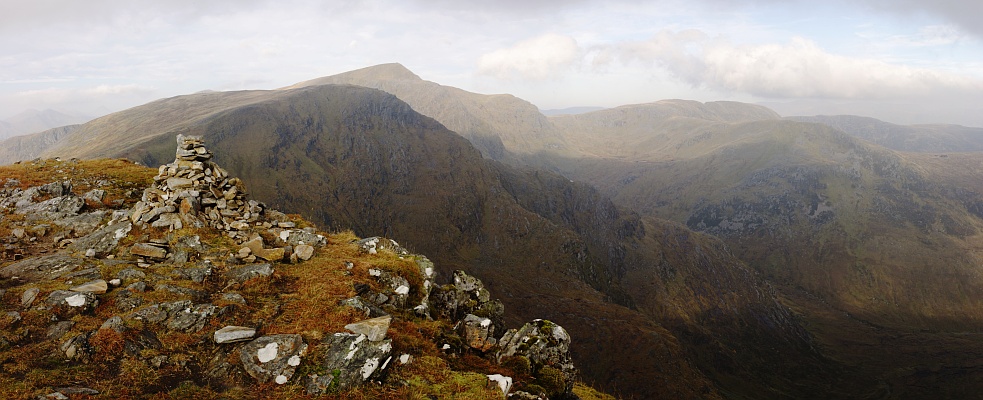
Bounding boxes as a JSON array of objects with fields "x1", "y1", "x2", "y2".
[
  {"x1": 477, "y1": 34, "x2": 582, "y2": 80},
  {"x1": 481, "y1": 30, "x2": 982, "y2": 100},
  {"x1": 602, "y1": 31, "x2": 981, "y2": 99}
]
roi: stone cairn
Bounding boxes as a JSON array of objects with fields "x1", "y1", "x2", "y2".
[{"x1": 130, "y1": 134, "x2": 267, "y2": 242}]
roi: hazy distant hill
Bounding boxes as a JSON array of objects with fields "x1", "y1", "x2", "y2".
[
  {"x1": 0, "y1": 109, "x2": 90, "y2": 140},
  {"x1": 788, "y1": 115, "x2": 983, "y2": 152},
  {"x1": 540, "y1": 106, "x2": 605, "y2": 116}
]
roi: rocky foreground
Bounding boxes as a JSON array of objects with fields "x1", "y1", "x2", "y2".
[{"x1": 0, "y1": 136, "x2": 603, "y2": 400}]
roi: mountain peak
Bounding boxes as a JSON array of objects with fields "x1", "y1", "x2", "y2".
[{"x1": 285, "y1": 63, "x2": 422, "y2": 90}]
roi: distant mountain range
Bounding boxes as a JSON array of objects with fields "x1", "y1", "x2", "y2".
[
  {"x1": 4, "y1": 63, "x2": 983, "y2": 398},
  {"x1": 0, "y1": 109, "x2": 91, "y2": 140}
]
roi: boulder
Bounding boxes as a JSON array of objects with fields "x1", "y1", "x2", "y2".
[
  {"x1": 498, "y1": 319, "x2": 577, "y2": 396},
  {"x1": 430, "y1": 270, "x2": 505, "y2": 333},
  {"x1": 240, "y1": 334, "x2": 307, "y2": 384},
  {"x1": 303, "y1": 333, "x2": 393, "y2": 395},
  {"x1": 67, "y1": 220, "x2": 132, "y2": 256},
  {"x1": 293, "y1": 244, "x2": 314, "y2": 261},
  {"x1": 458, "y1": 314, "x2": 497, "y2": 352}
]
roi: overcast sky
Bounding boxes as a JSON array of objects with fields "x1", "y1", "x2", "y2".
[{"x1": 1, "y1": 0, "x2": 981, "y2": 126}]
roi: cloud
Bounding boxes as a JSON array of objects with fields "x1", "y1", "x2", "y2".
[
  {"x1": 477, "y1": 34, "x2": 582, "y2": 80},
  {"x1": 595, "y1": 30, "x2": 982, "y2": 99}
]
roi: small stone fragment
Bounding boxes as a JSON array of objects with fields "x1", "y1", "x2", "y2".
[
  {"x1": 214, "y1": 326, "x2": 257, "y2": 344},
  {"x1": 344, "y1": 316, "x2": 392, "y2": 342}
]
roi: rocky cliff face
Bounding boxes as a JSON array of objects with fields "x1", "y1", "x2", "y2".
[{"x1": 0, "y1": 141, "x2": 593, "y2": 399}]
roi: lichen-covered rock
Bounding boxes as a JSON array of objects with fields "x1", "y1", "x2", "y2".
[
  {"x1": 45, "y1": 290, "x2": 98, "y2": 317},
  {"x1": 239, "y1": 334, "x2": 307, "y2": 385},
  {"x1": 430, "y1": 270, "x2": 505, "y2": 334},
  {"x1": 224, "y1": 263, "x2": 273, "y2": 285},
  {"x1": 1, "y1": 255, "x2": 89, "y2": 282},
  {"x1": 357, "y1": 237, "x2": 407, "y2": 255},
  {"x1": 498, "y1": 319, "x2": 577, "y2": 397},
  {"x1": 303, "y1": 332, "x2": 393, "y2": 395},
  {"x1": 366, "y1": 268, "x2": 411, "y2": 309},
  {"x1": 458, "y1": 314, "x2": 497, "y2": 352},
  {"x1": 278, "y1": 229, "x2": 326, "y2": 247},
  {"x1": 66, "y1": 220, "x2": 132, "y2": 257}
]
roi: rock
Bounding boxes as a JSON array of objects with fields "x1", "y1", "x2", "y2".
[
  {"x1": 45, "y1": 290, "x2": 98, "y2": 316},
  {"x1": 278, "y1": 229, "x2": 327, "y2": 247},
  {"x1": 43, "y1": 392, "x2": 69, "y2": 400},
  {"x1": 220, "y1": 292, "x2": 247, "y2": 305},
  {"x1": 303, "y1": 332, "x2": 393, "y2": 395},
  {"x1": 458, "y1": 314, "x2": 497, "y2": 352},
  {"x1": 173, "y1": 266, "x2": 211, "y2": 283},
  {"x1": 487, "y1": 374, "x2": 513, "y2": 396},
  {"x1": 64, "y1": 267, "x2": 101, "y2": 281},
  {"x1": 116, "y1": 268, "x2": 146, "y2": 282},
  {"x1": 130, "y1": 243, "x2": 167, "y2": 259},
  {"x1": 84, "y1": 249, "x2": 96, "y2": 258},
  {"x1": 166, "y1": 177, "x2": 194, "y2": 190},
  {"x1": 11, "y1": 228, "x2": 25, "y2": 239},
  {"x1": 225, "y1": 263, "x2": 273, "y2": 285},
  {"x1": 60, "y1": 333, "x2": 91, "y2": 360},
  {"x1": 498, "y1": 319, "x2": 577, "y2": 396},
  {"x1": 339, "y1": 296, "x2": 388, "y2": 318},
  {"x1": 21, "y1": 287, "x2": 39, "y2": 308},
  {"x1": 70, "y1": 279, "x2": 108, "y2": 294},
  {"x1": 345, "y1": 316, "x2": 392, "y2": 342},
  {"x1": 46, "y1": 320, "x2": 75, "y2": 340},
  {"x1": 125, "y1": 281, "x2": 147, "y2": 292},
  {"x1": 255, "y1": 247, "x2": 285, "y2": 262},
  {"x1": 82, "y1": 189, "x2": 106, "y2": 204},
  {"x1": 430, "y1": 270, "x2": 505, "y2": 333},
  {"x1": 54, "y1": 387, "x2": 99, "y2": 396},
  {"x1": 66, "y1": 220, "x2": 131, "y2": 256},
  {"x1": 1, "y1": 254, "x2": 86, "y2": 282},
  {"x1": 294, "y1": 244, "x2": 314, "y2": 261},
  {"x1": 167, "y1": 303, "x2": 218, "y2": 332},
  {"x1": 128, "y1": 300, "x2": 192, "y2": 324},
  {"x1": 214, "y1": 326, "x2": 257, "y2": 344},
  {"x1": 99, "y1": 316, "x2": 126, "y2": 332},
  {"x1": 240, "y1": 334, "x2": 307, "y2": 384}
]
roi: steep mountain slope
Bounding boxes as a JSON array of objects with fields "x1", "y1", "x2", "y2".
[
  {"x1": 551, "y1": 109, "x2": 983, "y2": 329},
  {"x1": 0, "y1": 82, "x2": 839, "y2": 398},
  {"x1": 788, "y1": 115, "x2": 983, "y2": 152},
  {"x1": 286, "y1": 63, "x2": 569, "y2": 163}
]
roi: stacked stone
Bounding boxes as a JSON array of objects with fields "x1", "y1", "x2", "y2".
[{"x1": 130, "y1": 134, "x2": 266, "y2": 241}]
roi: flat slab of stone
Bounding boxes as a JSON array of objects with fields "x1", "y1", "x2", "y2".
[
  {"x1": 214, "y1": 325, "x2": 257, "y2": 344},
  {"x1": 131, "y1": 243, "x2": 167, "y2": 259},
  {"x1": 344, "y1": 315, "x2": 392, "y2": 342},
  {"x1": 71, "y1": 279, "x2": 108, "y2": 294}
]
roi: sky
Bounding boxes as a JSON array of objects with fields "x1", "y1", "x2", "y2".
[{"x1": 1, "y1": 0, "x2": 981, "y2": 127}]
